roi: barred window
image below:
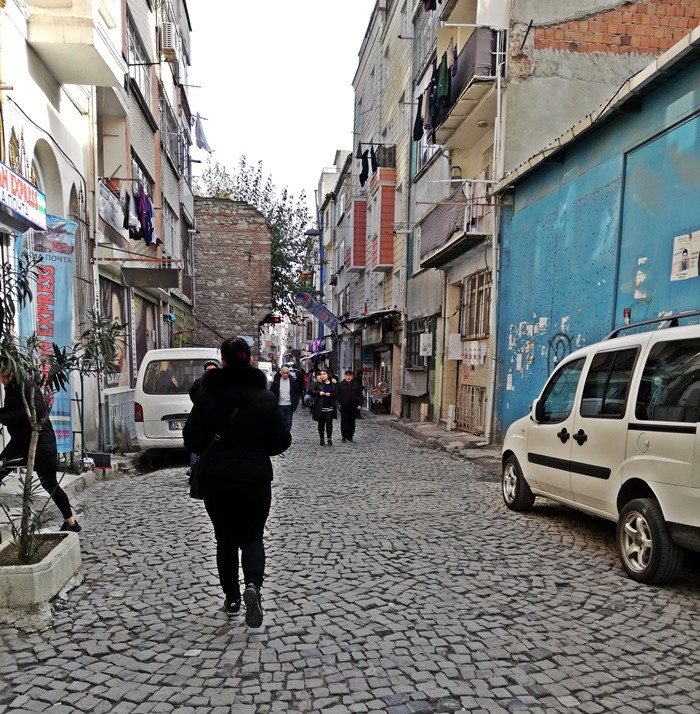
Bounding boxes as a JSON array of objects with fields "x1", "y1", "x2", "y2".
[
  {"x1": 407, "y1": 319, "x2": 425, "y2": 369},
  {"x1": 460, "y1": 270, "x2": 491, "y2": 340}
]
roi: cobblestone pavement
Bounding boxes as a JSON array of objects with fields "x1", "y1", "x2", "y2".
[{"x1": 1, "y1": 417, "x2": 699, "y2": 714}]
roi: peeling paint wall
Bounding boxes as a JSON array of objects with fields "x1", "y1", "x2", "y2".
[
  {"x1": 503, "y1": 0, "x2": 700, "y2": 172},
  {"x1": 495, "y1": 57, "x2": 700, "y2": 438}
]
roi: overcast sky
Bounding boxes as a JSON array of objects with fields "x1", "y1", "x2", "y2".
[{"x1": 188, "y1": 1, "x2": 377, "y2": 218}]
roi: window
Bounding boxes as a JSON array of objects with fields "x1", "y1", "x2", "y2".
[
  {"x1": 636, "y1": 339, "x2": 700, "y2": 423},
  {"x1": 460, "y1": 270, "x2": 492, "y2": 340},
  {"x1": 538, "y1": 358, "x2": 586, "y2": 424},
  {"x1": 406, "y1": 319, "x2": 425, "y2": 369},
  {"x1": 163, "y1": 202, "x2": 179, "y2": 258},
  {"x1": 159, "y1": 90, "x2": 179, "y2": 169},
  {"x1": 580, "y1": 348, "x2": 638, "y2": 418},
  {"x1": 131, "y1": 154, "x2": 153, "y2": 197},
  {"x1": 413, "y1": 225, "x2": 422, "y2": 275},
  {"x1": 416, "y1": 122, "x2": 441, "y2": 174},
  {"x1": 381, "y1": 47, "x2": 389, "y2": 92},
  {"x1": 127, "y1": 15, "x2": 152, "y2": 108},
  {"x1": 355, "y1": 98, "x2": 363, "y2": 134},
  {"x1": 368, "y1": 69, "x2": 375, "y2": 104},
  {"x1": 306, "y1": 322, "x2": 313, "y2": 341},
  {"x1": 143, "y1": 359, "x2": 219, "y2": 395}
]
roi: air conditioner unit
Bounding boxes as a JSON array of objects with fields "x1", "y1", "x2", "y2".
[{"x1": 160, "y1": 22, "x2": 177, "y2": 62}]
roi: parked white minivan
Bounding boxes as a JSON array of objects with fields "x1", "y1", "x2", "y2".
[
  {"x1": 502, "y1": 313, "x2": 700, "y2": 585},
  {"x1": 134, "y1": 347, "x2": 220, "y2": 457}
]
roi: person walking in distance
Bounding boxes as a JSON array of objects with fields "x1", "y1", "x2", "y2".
[
  {"x1": 183, "y1": 338, "x2": 291, "y2": 627},
  {"x1": 270, "y1": 366, "x2": 300, "y2": 431},
  {"x1": 337, "y1": 370, "x2": 363, "y2": 442},
  {"x1": 310, "y1": 369, "x2": 337, "y2": 445},
  {"x1": 0, "y1": 372, "x2": 81, "y2": 532}
]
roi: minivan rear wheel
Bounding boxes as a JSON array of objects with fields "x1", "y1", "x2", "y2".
[
  {"x1": 617, "y1": 498, "x2": 683, "y2": 584},
  {"x1": 502, "y1": 455, "x2": 535, "y2": 511}
]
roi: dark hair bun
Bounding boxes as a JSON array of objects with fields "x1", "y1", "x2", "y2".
[{"x1": 220, "y1": 337, "x2": 252, "y2": 368}]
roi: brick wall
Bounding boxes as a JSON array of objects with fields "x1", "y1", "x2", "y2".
[
  {"x1": 534, "y1": 1, "x2": 700, "y2": 55},
  {"x1": 193, "y1": 198, "x2": 271, "y2": 355}
]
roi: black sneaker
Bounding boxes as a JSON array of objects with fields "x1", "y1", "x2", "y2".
[
  {"x1": 328, "y1": 439, "x2": 333, "y2": 446},
  {"x1": 60, "y1": 521, "x2": 81, "y2": 533},
  {"x1": 320, "y1": 438, "x2": 325, "y2": 446},
  {"x1": 342, "y1": 438, "x2": 347, "y2": 443},
  {"x1": 243, "y1": 583, "x2": 263, "y2": 628},
  {"x1": 224, "y1": 596, "x2": 241, "y2": 615}
]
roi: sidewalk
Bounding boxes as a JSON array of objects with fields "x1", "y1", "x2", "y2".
[
  {"x1": 371, "y1": 413, "x2": 502, "y2": 478},
  {"x1": 0, "y1": 453, "x2": 140, "y2": 540}
]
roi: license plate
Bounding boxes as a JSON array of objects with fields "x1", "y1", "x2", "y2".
[{"x1": 169, "y1": 420, "x2": 185, "y2": 431}]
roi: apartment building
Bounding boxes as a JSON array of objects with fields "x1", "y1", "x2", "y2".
[{"x1": 0, "y1": 0, "x2": 196, "y2": 454}]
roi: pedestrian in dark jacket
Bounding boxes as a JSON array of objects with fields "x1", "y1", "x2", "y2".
[
  {"x1": 269, "y1": 366, "x2": 300, "y2": 431},
  {"x1": 310, "y1": 369, "x2": 337, "y2": 445},
  {"x1": 355, "y1": 370, "x2": 365, "y2": 419},
  {"x1": 183, "y1": 338, "x2": 291, "y2": 628},
  {"x1": 337, "y1": 370, "x2": 363, "y2": 442},
  {"x1": 188, "y1": 360, "x2": 219, "y2": 403},
  {"x1": 0, "y1": 373, "x2": 80, "y2": 532}
]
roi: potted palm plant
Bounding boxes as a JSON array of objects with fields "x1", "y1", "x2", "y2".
[{"x1": 0, "y1": 253, "x2": 123, "y2": 611}]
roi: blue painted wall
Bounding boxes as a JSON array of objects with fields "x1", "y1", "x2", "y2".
[{"x1": 496, "y1": 58, "x2": 700, "y2": 439}]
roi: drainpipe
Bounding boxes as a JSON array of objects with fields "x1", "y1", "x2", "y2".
[{"x1": 484, "y1": 28, "x2": 506, "y2": 445}]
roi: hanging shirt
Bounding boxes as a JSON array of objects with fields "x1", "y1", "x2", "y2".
[
  {"x1": 370, "y1": 146, "x2": 378, "y2": 173},
  {"x1": 413, "y1": 94, "x2": 424, "y2": 142},
  {"x1": 437, "y1": 52, "x2": 451, "y2": 109},
  {"x1": 359, "y1": 150, "x2": 370, "y2": 187}
]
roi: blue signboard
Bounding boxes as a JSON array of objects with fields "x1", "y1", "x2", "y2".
[{"x1": 15, "y1": 215, "x2": 76, "y2": 454}]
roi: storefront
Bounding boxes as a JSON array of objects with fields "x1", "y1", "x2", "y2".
[{"x1": 356, "y1": 310, "x2": 398, "y2": 414}]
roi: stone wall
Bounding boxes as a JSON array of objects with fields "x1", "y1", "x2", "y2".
[{"x1": 193, "y1": 198, "x2": 271, "y2": 355}]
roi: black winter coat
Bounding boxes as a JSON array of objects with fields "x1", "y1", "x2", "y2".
[
  {"x1": 310, "y1": 379, "x2": 337, "y2": 421},
  {"x1": 0, "y1": 380, "x2": 57, "y2": 467},
  {"x1": 337, "y1": 380, "x2": 362, "y2": 410},
  {"x1": 183, "y1": 366, "x2": 291, "y2": 483},
  {"x1": 270, "y1": 373, "x2": 301, "y2": 411}
]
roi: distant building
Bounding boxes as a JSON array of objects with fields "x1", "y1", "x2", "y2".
[{"x1": 193, "y1": 198, "x2": 271, "y2": 355}]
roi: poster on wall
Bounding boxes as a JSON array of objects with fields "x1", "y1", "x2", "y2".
[
  {"x1": 99, "y1": 277, "x2": 131, "y2": 389},
  {"x1": 15, "y1": 215, "x2": 75, "y2": 454},
  {"x1": 134, "y1": 295, "x2": 158, "y2": 368},
  {"x1": 670, "y1": 232, "x2": 700, "y2": 281}
]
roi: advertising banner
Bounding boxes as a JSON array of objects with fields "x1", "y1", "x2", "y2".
[
  {"x1": 15, "y1": 215, "x2": 76, "y2": 454},
  {"x1": 295, "y1": 292, "x2": 341, "y2": 332},
  {"x1": 99, "y1": 277, "x2": 131, "y2": 389},
  {"x1": 0, "y1": 161, "x2": 47, "y2": 233}
]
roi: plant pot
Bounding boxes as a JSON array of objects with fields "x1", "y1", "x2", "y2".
[{"x1": 0, "y1": 532, "x2": 82, "y2": 610}]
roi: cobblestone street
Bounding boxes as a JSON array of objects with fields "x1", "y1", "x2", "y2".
[{"x1": 1, "y1": 418, "x2": 699, "y2": 714}]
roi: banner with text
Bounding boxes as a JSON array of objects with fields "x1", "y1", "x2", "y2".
[
  {"x1": 295, "y1": 292, "x2": 341, "y2": 332},
  {"x1": 15, "y1": 215, "x2": 76, "y2": 454}
]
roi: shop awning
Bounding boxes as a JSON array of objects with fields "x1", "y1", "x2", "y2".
[
  {"x1": 420, "y1": 231, "x2": 488, "y2": 270},
  {"x1": 347, "y1": 308, "x2": 399, "y2": 325}
]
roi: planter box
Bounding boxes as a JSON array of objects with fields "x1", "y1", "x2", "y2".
[{"x1": 0, "y1": 532, "x2": 82, "y2": 609}]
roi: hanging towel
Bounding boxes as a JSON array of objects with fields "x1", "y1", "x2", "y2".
[
  {"x1": 451, "y1": 43, "x2": 459, "y2": 77},
  {"x1": 370, "y1": 146, "x2": 378, "y2": 173},
  {"x1": 423, "y1": 87, "x2": 433, "y2": 133},
  {"x1": 429, "y1": 62, "x2": 439, "y2": 122},
  {"x1": 413, "y1": 94, "x2": 424, "y2": 141},
  {"x1": 194, "y1": 113, "x2": 213, "y2": 153},
  {"x1": 121, "y1": 188, "x2": 130, "y2": 231},
  {"x1": 128, "y1": 191, "x2": 141, "y2": 239},
  {"x1": 359, "y1": 150, "x2": 370, "y2": 187},
  {"x1": 355, "y1": 144, "x2": 363, "y2": 160}
]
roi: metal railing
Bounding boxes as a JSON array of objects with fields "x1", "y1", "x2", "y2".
[
  {"x1": 454, "y1": 385, "x2": 486, "y2": 434},
  {"x1": 103, "y1": 390, "x2": 136, "y2": 452}
]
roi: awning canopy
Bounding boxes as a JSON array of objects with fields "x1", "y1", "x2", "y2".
[
  {"x1": 399, "y1": 388, "x2": 428, "y2": 397},
  {"x1": 421, "y1": 231, "x2": 488, "y2": 270},
  {"x1": 347, "y1": 308, "x2": 399, "y2": 325}
]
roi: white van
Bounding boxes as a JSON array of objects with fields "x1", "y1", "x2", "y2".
[
  {"x1": 134, "y1": 347, "x2": 220, "y2": 456},
  {"x1": 256, "y1": 360, "x2": 274, "y2": 387},
  {"x1": 501, "y1": 313, "x2": 700, "y2": 585}
]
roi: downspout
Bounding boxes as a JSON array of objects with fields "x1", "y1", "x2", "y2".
[{"x1": 484, "y1": 28, "x2": 506, "y2": 445}]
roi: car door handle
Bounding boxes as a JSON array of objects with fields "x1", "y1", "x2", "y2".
[
  {"x1": 557, "y1": 428, "x2": 570, "y2": 443},
  {"x1": 573, "y1": 429, "x2": 588, "y2": 445}
]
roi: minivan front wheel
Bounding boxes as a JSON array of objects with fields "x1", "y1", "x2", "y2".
[
  {"x1": 502, "y1": 455, "x2": 535, "y2": 511},
  {"x1": 617, "y1": 498, "x2": 683, "y2": 585}
]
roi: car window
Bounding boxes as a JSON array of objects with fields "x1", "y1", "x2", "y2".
[
  {"x1": 142, "y1": 359, "x2": 219, "y2": 395},
  {"x1": 636, "y1": 339, "x2": 700, "y2": 423},
  {"x1": 580, "y1": 348, "x2": 638, "y2": 418},
  {"x1": 539, "y1": 358, "x2": 586, "y2": 424}
]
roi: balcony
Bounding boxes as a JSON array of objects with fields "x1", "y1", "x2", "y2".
[
  {"x1": 347, "y1": 199, "x2": 366, "y2": 272},
  {"x1": 434, "y1": 27, "x2": 500, "y2": 149},
  {"x1": 370, "y1": 169, "x2": 396, "y2": 273},
  {"x1": 26, "y1": 0, "x2": 126, "y2": 86},
  {"x1": 419, "y1": 180, "x2": 491, "y2": 270}
]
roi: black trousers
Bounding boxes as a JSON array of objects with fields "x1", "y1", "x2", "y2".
[
  {"x1": 0, "y1": 445, "x2": 72, "y2": 520},
  {"x1": 340, "y1": 408, "x2": 357, "y2": 440},
  {"x1": 317, "y1": 412, "x2": 333, "y2": 439},
  {"x1": 203, "y1": 479, "x2": 272, "y2": 600}
]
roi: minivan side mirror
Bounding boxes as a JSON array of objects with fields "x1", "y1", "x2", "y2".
[{"x1": 532, "y1": 398, "x2": 546, "y2": 424}]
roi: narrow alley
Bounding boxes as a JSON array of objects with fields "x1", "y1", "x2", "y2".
[{"x1": 1, "y1": 420, "x2": 699, "y2": 714}]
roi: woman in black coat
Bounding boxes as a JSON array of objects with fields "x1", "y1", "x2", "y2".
[
  {"x1": 0, "y1": 373, "x2": 80, "y2": 531},
  {"x1": 183, "y1": 338, "x2": 291, "y2": 627},
  {"x1": 309, "y1": 368, "x2": 337, "y2": 446}
]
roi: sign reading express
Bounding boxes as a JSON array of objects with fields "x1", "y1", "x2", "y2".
[{"x1": 0, "y1": 161, "x2": 47, "y2": 232}]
